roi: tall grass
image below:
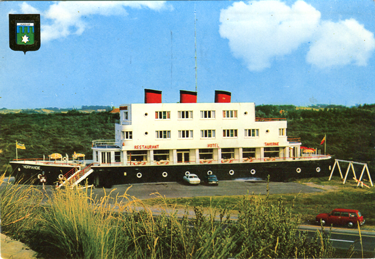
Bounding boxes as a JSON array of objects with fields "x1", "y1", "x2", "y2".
[
  {"x1": 1, "y1": 175, "x2": 338, "y2": 258},
  {"x1": 0, "y1": 174, "x2": 42, "y2": 237}
]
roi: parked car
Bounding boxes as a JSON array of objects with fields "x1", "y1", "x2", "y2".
[
  {"x1": 203, "y1": 174, "x2": 219, "y2": 185},
  {"x1": 183, "y1": 174, "x2": 201, "y2": 185},
  {"x1": 316, "y1": 208, "x2": 365, "y2": 228}
]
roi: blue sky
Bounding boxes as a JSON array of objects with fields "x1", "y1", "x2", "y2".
[{"x1": 1, "y1": 1, "x2": 374, "y2": 109}]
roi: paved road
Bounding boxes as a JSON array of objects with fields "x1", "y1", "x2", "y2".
[
  {"x1": 299, "y1": 225, "x2": 375, "y2": 257},
  {"x1": 91, "y1": 180, "x2": 324, "y2": 200}
]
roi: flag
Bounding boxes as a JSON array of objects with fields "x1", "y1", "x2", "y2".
[
  {"x1": 320, "y1": 136, "x2": 326, "y2": 145},
  {"x1": 16, "y1": 143, "x2": 26, "y2": 149}
]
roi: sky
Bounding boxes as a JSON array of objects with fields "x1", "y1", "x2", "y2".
[{"x1": 1, "y1": 0, "x2": 375, "y2": 109}]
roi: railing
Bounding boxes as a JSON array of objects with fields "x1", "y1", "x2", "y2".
[
  {"x1": 94, "y1": 155, "x2": 331, "y2": 167},
  {"x1": 256, "y1": 117, "x2": 286, "y2": 122},
  {"x1": 92, "y1": 139, "x2": 118, "y2": 148},
  {"x1": 287, "y1": 137, "x2": 301, "y2": 142}
]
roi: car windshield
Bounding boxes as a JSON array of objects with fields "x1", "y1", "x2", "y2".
[
  {"x1": 190, "y1": 176, "x2": 197, "y2": 178},
  {"x1": 357, "y1": 211, "x2": 362, "y2": 217}
]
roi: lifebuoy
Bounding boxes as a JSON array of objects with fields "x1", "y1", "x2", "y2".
[
  {"x1": 207, "y1": 170, "x2": 213, "y2": 175},
  {"x1": 229, "y1": 170, "x2": 234, "y2": 175},
  {"x1": 316, "y1": 167, "x2": 321, "y2": 172},
  {"x1": 250, "y1": 169, "x2": 256, "y2": 175},
  {"x1": 185, "y1": 171, "x2": 190, "y2": 176},
  {"x1": 136, "y1": 172, "x2": 142, "y2": 178},
  {"x1": 58, "y1": 174, "x2": 64, "y2": 180},
  {"x1": 162, "y1": 172, "x2": 168, "y2": 178},
  {"x1": 296, "y1": 168, "x2": 302, "y2": 173}
]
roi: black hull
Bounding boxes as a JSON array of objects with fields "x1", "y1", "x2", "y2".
[{"x1": 10, "y1": 158, "x2": 333, "y2": 187}]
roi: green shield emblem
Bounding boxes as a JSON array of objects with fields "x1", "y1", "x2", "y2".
[{"x1": 16, "y1": 22, "x2": 35, "y2": 45}]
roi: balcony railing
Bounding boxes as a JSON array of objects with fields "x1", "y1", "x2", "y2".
[
  {"x1": 92, "y1": 139, "x2": 118, "y2": 148},
  {"x1": 256, "y1": 117, "x2": 286, "y2": 122}
]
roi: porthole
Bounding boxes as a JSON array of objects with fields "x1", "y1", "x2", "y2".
[
  {"x1": 137, "y1": 172, "x2": 142, "y2": 178},
  {"x1": 185, "y1": 171, "x2": 190, "y2": 176},
  {"x1": 145, "y1": 132, "x2": 148, "y2": 135},
  {"x1": 250, "y1": 169, "x2": 256, "y2": 175},
  {"x1": 229, "y1": 170, "x2": 234, "y2": 175},
  {"x1": 207, "y1": 170, "x2": 213, "y2": 175},
  {"x1": 316, "y1": 167, "x2": 321, "y2": 173},
  {"x1": 162, "y1": 172, "x2": 168, "y2": 178},
  {"x1": 296, "y1": 168, "x2": 302, "y2": 173},
  {"x1": 144, "y1": 113, "x2": 148, "y2": 116},
  {"x1": 244, "y1": 111, "x2": 248, "y2": 115}
]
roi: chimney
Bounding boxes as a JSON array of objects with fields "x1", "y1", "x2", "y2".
[
  {"x1": 145, "y1": 89, "x2": 162, "y2": 103},
  {"x1": 215, "y1": 90, "x2": 231, "y2": 103},
  {"x1": 180, "y1": 90, "x2": 197, "y2": 103}
]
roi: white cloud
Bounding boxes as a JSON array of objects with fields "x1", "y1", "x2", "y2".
[
  {"x1": 306, "y1": 19, "x2": 375, "y2": 68},
  {"x1": 219, "y1": 0, "x2": 321, "y2": 71},
  {"x1": 19, "y1": 1, "x2": 170, "y2": 42},
  {"x1": 219, "y1": 0, "x2": 375, "y2": 71},
  {"x1": 20, "y1": 2, "x2": 40, "y2": 14}
]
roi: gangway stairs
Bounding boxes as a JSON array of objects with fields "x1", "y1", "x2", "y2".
[{"x1": 56, "y1": 163, "x2": 95, "y2": 189}]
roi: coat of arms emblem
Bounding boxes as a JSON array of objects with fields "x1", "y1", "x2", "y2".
[{"x1": 9, "y1": 14, "x2": 41, "y2": 54}]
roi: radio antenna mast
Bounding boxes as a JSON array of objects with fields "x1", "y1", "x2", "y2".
[{"x1": 194, "y1": 6, "x2": 198, "y2": 93}]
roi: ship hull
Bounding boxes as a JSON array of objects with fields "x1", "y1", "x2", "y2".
[{"x1": 10, "y1": 158, "x2": 333, "y2": 187}]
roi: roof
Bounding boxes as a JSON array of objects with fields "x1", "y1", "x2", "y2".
[{"x1": 333, "y1": 208, "x2": 360, "y2": 212}]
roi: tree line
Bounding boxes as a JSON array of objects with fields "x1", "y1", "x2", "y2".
[{"x1": 1, "y1": 105, "x2": 374, "y2": 174}]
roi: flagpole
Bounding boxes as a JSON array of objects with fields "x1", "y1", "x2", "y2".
[
  {"x1": 324, "y1": 134, "x2": 326, "y2": 155},
  {"x1": 16, "y1": 140, "x2": 18, "y2": 160}
]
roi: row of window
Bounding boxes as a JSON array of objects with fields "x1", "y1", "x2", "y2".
[
  {"x1": 98, "y1": 147, "x2": 280, "y2": 163},
  {"x1": 123, "y1": 128, "x2": 285, "y2": 140},
  {"x1": 154, "y1": 110, "x2": 238, "y2": 120},
  {"x1": 122, "y1": 128, "x2": 287, "y2": 140}
]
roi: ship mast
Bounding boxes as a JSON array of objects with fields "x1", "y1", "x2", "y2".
[{"x1": 194, "y1": 7, "x2": 198, "y2": 93}]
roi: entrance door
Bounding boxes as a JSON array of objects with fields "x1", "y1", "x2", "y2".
[
  {"x1": 101, "y1": 152, "x2": 112, "y2": 164},
  {"x1": 177, "y1": 150, "x2": 190, "y2": 163}
]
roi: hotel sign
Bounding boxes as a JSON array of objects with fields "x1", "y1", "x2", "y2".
[
  {"x1": 265, "y1": 142, "x2": 279, "y2": 146},
  {"x1": 207, "y1": 143, "x2": 219, "y2": 148}
]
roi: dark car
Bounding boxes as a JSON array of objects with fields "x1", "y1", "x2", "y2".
[
  {"x1": 316, "y1": 208, "x2": 365, "y2": 228},
  {"x1": 203, "y1": 174, "x2": 218, "y2": 185}
]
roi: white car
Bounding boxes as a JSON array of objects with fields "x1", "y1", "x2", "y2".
[{"x1": 183, "y1": 174, "x2": 201, "y2": 185}]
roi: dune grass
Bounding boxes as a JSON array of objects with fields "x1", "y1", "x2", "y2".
[{"x1": 1, "y1": 173, "x2": 341, "y2": 258}]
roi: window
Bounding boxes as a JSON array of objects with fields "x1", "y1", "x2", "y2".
[
  {"x1": 222, "y1": 148, "x2": 235, "y2": 159},
  {"x1": 155, "y1": 111, "x2": 171, "y2": 120},
  {"x1": 128, "y1": 151, "x2": 147, "y2": 162},
  {"x1": 279, "y1": 128, "x2": 286, "y2": 136},
  {"x1": 123, "y1": 111, "x2": 129, "y2": 120},
  {"x1": 178, "y1": 130, "x2": 193, "y2": 139},
  {"x1": 223, "y1": 110, "x2": 238, "y2": 118},
  {"x1": 341, "y1": 212, "x2": 349, "y2": 217},
  {"x1": 245, "y1": 129, "x2": 259, "y2": 137},
  {"x1": 200, "y1": 110, "x2": 215, "y2": 119},
  {"x1": 264, "y1": 147, "x2": 279, "y2": 158},
  {"x1": 243, "y1": 148, "x2": 256, "y2": 158},
  {"x1": 122, "y1": 131, "x2": 133, "y2": 140},
  {"x1": 223, "y1": 129, "x2": 238, "y2": 138},
  {"x1": 156, "y1": 130, "x2": 171, "y2": 139},
  {"x1": 115, "y1": 152, "x2": 121, "y2": 162},
  {"x1": 201, "y1": 129, "x2": 216, "y2": 138},
  {"x1": 199, "y1": 149, "x2": 213, "y2": 160},
  {"x1": 154, "y1": 150, "x2": 170, "y2": 161},
  {"x1": 178, "y1": 111, "x2": 193, "y2": 119}
]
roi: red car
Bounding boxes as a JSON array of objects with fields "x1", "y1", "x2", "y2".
[{"x1": 316, "y1": 208, "x2": 365, "y2": 228}]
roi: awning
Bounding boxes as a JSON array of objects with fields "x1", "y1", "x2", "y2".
[{"x1": 49, "y1": 153, "x2": 62, "y2": 159}]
